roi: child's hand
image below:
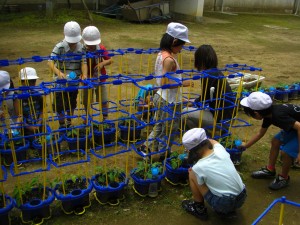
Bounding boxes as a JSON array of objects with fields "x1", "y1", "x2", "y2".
[
  {"x1": 237, "y1": 145, "x2": 247, "y2": 151},
  {"x1": 58, "y1": 72, "x2": 66, "y2": 79}
]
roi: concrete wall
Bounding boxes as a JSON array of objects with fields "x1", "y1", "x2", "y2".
[
  {"x1": 204, "y1": 0, "x2": 299, "y2": 14},
  {"x1": 170, "y1": 0, "x2": 204, "y2": 22},
  {"x1": 3, "y1": 0, "x2": 95, "y2": 11}
]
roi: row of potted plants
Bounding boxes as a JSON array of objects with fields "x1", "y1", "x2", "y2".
[
  {"x1": 239, "y1": 82, "x2": 300, "y2": 102},
  {"x1": 0, "y1": 154, "x2": 190, "y2": 225}
]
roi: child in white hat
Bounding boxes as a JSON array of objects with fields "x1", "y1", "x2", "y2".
[
  {"x1": 240, "y1": 91, "x2": 300, "y2": 190},
  {"x1": 138, "y1": 22, "x2": 192, "y2": 160},
  {"x1": 48, "y1": 21, "x2": 88, "y2": 129},
  {"x1": 0, "y1": 70, "x2": 19, "y2": 121},
  {"x1": 19, "y1": 67, "x2": 44, "y2": 137},
  {"x1": 181, "y1": 128, "x2": 246, "y2": 220},
  {"x1": 81, "y1": 25, "x2": 112, "y2": 119}
]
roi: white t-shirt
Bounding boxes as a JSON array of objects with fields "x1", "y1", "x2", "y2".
[
  {"x1": 192, "y1": 143, "x2": 245, "y2": 196},
  {"x1": 155, "y1": 51, "x2": 182, "y2": 103}
]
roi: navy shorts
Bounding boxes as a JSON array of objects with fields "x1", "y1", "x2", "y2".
[
  {"x1": 204, "y1": 188, "x2": 247, "y2": 214},
  {"x1": 275, "y1": 130, "x2": 298, "y2": 158}
]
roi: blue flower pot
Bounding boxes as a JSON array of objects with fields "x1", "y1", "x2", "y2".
[
  {"x1": 16, "y1": 187, "x2": 55, "y2": 224},
  {"x1": 165, "y1": 158, "x2": 189, "y2": 185},
  {"x1": 0, "y1": 195, "x2": 14, "y2": 225},
  {"x1": 64, "y1": 134, "x2": 92, "y2": 151},
  {"x1": 0, "y1": 140, "x2": 29, "y2": 166},
  {"x1": 118, "y1": 123, "x2": 143, "y2": 142},
  {"x1": 32, "y1": 136, "x2": 63, "y2": 157},
  {"x1": 93, "y1": 124, "x2": 116, "y2": 145},
  {"x1": 226, "y1": 148, "x2": 243, "y2": 166},
  {"x1": 54, "y1": 178, "x2": 92, "y2": 215},
  {"x1": 274, "y1": 88, "x2": 289, "y2": 102},
  {"x1": 91, "y1": 173, "x2": 128, "y2": 205},
  {"x1": 130, "y1": 169, "x2": 165, "y2": 197}
]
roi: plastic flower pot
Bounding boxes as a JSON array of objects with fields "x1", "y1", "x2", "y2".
[
  {"x1": 118, "y1": 120, "x2": 143, "y2": 142},
  {"x1": 16, "y1": 187, "x2": 55, "y2": 225},
  {"x1": 32, "y1": 135, "x2": 63, "y2": 158},
  {"x1": 91, "y1": 173, "x2": 128, "y2": 205},
  {"x1": 93, "y1": 124, "x2": 116, "y2": 146},
  {"x1": 226, "y1": 148, "x2": 243, "y2": 166},
  {"x1": 274, "y1": 88, "x2": 289, "y2": 102},
  {"x1": 64, "y1": 133, "x2": 91, "y2": 151},
  {"x1": 165, "y1": 158, "x2": 189, "y2": 186},
  {"x1": 0, "y1": 140, "x2": 29, "y2": 166},
  {"x1": 130, "y1": 168, "x2": 165, "y2": 197},
  {"x1": 288, "y1": 84, "x2": 299, "y2": 100},
  {"x1": 0, "y1": 195, "x2": 14, "y2": 225},
  {"x1": 54, "y1": 178, "x2": 93, "y2": 215}
]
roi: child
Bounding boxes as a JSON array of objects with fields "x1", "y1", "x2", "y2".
[
  {"x1": 182, "y1": 128, "x2": 246, "y2": 220},
  {"x1": 0, "y1": 70, "x2": 19, "y2": 121},
  {"x1": 240, "y1": 91, "x2": 300, "y2": 190},
  {"x1": 48, "y1": 21, "x2": 87, "y2": 129},
  {"x1": 81, "y1": 25, "x2": 112, "y2": 119},
  {"x1": 18, "y1": 67, "x2": 43, "y2": 138},
  {"x1": 138, "y1": 22, "x2": 192, "y2": 159},
  {"x1": 182, "y1": 45, "x2": 234, "y2": 131}
]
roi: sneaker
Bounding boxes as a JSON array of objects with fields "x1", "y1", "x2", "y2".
[
  {"x1": 251, "y1": 167, "x2": 276, "y2": 179},
  {"x1": 269, "y1": 175, "x2": 290, "y2": 190},
  {"x1": 182, "y1": 200, "x2": 208, "y2": 220},
  {"x1": 291, "y1": 160, "x2": 300, "y2": 169}
]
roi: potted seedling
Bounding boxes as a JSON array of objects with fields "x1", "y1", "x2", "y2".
[
  {"x1": 274, "y1": 83, "x2": 289, "y2": 102},
  {"x1": 92, "y1": 122, "x2": 116, "y2": 146},
  {"x1": 165, "y1": 151, "x2": 191, "y2": 185},
  {"x1": 65, "y1": 126, "x2": 91, "y2": 150},
  {"x1": 219, "y1": 135, "x2": 245, "y2": 166},
  {"x1": 118, "y1": 117, "x2": 143, "y2": 142},
  {"x1": 0, "y1": 193, "x2": 14, "y2": 225},
  {"x1": 12, "y1": 176, "x2": 55, "y2": 225},
  {"x1": 54, "y1": 174, "x2": 93, "y2": 215},
  {"x1": 130, "y1": 161, "x2": 165, "y2": 197},
  {"x1": 32, "y1": 134, "x2": 63, "y2": 158},
  {"x1": 1, "y1": 135, "x2": 29, "y2": 166},
  {"x1": 91, "y1": 166, "x2": 128, "y2": 205},
  {"x1": 288, "y1": 83, "x2": 299, "y2": 100},
  {"x1": 259, "y1": 86, "x2": 276, "y2": 100}
]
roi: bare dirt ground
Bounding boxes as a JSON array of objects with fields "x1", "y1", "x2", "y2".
[{"x1": 1, "y1": 10, "x2": 300, "y2": 225}]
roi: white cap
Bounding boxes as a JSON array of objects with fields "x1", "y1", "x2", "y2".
[
  {"x1": 64, "y1": 21, "x2": 82, "y2": 43},
  {"x1": 166, "y1": 22, "x2": 190, "y2": 43},
  {"x1": 0, "y1": 70, "x2": 10, "y2": 90},
  {"x1": 182, "y1": 128, "x2": 207, "y2": 151},
  {"x1": 240, "y1": 91, "x2": 272, "y2": 110},
  {"x1": 19, "y1": 67, "x2": 39, "y2": 80},
  {"x1": 82, "y1": 26, "x2": 101, "y2": 45}
]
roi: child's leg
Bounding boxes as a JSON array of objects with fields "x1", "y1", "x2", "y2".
[
  {"x1": 96, "y1": 85, "x2": 108, "y2": 119},
  {"x1": 281, "y1": 151, "x2": 293, "y2": 177},
  {"x1": 188, "y1": 168, "x2": 207, "y2": 202},
  {"x1": 267, "y1": 136, "x2": 282, "y2": 171}
]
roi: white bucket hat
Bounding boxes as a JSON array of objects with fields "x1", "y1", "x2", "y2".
[
  {"x1": 182, "y1": 128, "x2": 207, "y2": 151},
  {"x1": 19, "y1": 67, "x2": 39, "y2": 80},
  {"x1": 64, "y1": 21, "x2": 82, "y2": 44},
  {"x1": 82, "y1": 26, "x2": 101, "y2": 45},
  {"x1": 0, "y1": 70, "x2": 11, "y2": 91},
  {"x1": 166, "y1": 22, "x2": 191, "y2": 43},
  {"x1": 240, "y1": 91, "x2": 272, "y2": 110}
]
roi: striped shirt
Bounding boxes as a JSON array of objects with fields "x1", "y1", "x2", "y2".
[{"x1": 50, "y1": 39, "x2": 86, "y2": 80}]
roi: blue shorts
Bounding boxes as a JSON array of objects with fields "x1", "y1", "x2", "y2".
[
  {"x1": 204, "y1": 188, "x2": 247, "y2": 214},
  {"x1": 275, "y1": 130, "x2": 299, "y2": 158}
]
